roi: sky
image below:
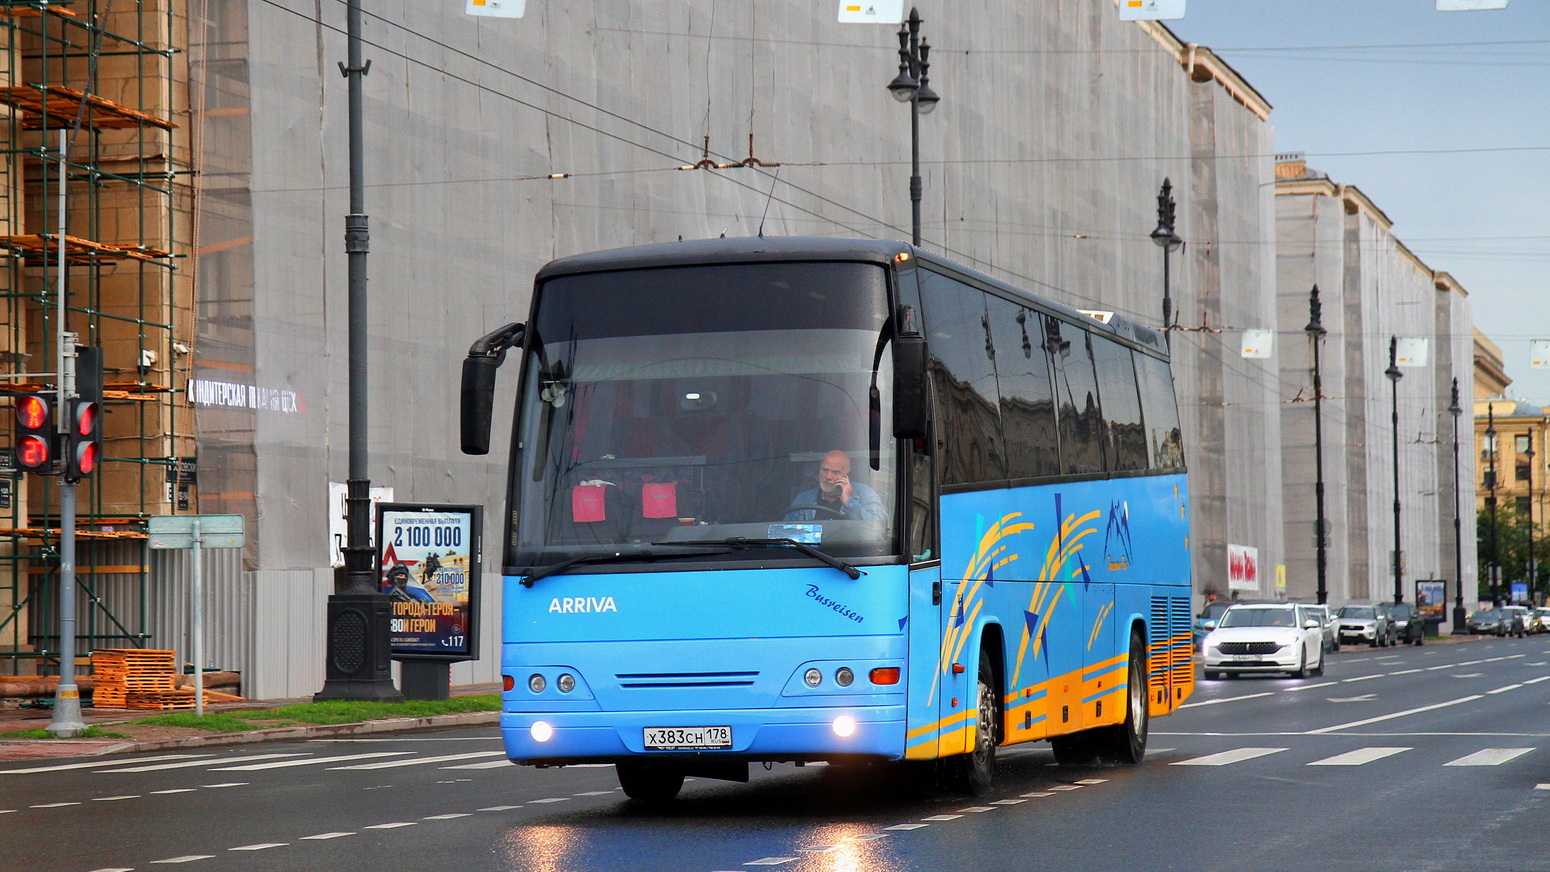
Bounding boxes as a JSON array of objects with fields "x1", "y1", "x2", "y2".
[{"x1": 1164, "y1": 0, "x2": 1550, "y2": 405}]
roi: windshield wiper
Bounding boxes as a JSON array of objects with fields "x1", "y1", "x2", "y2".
[
  {"x1": 521, "y1": 547, "x2": 732, "y2": 587},
  {"x1": 655, "y1": 537, "x2": 861, "y2": 579}
]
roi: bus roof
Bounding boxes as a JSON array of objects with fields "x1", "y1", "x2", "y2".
[{"x1": 534, "y1": 236, "x2": 1166, "y2": 355}]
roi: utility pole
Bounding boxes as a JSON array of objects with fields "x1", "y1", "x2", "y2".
[{"x1": 316, "y1": 0, "x2": 400, "y2": 702}]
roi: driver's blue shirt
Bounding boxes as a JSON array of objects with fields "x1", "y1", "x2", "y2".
[{"x1": 784, "y1": 482, "x2": 885, "y2": 521}]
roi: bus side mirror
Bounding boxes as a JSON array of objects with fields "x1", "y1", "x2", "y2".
[
  {"x1": 893, "y1": 334, "x2": 928, "y2": 440},
  {"x1": 460, "y1": 322, "x2": 525, "y2": 456}
]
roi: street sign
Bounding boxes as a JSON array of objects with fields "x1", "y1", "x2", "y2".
[
  {"x1": 147, "y1": 514, "x2": 245, "y2": 550},
  {"x1": 837, "y1": 1, "x2": 904, "y2": 23},
  {"x1": 1118, "y1": 0, "x2": 1185, "y2": 21},
  {"x1": 1438, "y1": 0, "x2": 1507, "y2": 10},
  {"x1": 466, "y1": 0, "x2": 524, "y2": 18}
]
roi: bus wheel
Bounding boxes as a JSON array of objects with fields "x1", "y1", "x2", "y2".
[
  {"x1": 949, "y1": 648, "x2": 999, "y2": 796},
  {"x1": 616, "y1": 761, "x2": 685, "y2": 802},
  {"x1": 1095, "y1": 631, "x2": 1149, "y2": 764}
]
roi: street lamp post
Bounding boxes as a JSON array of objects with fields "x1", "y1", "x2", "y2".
[
  {"x1": 1305, "y1": 286, "x2": 1329, "y2": 605},
  {"x1": 1448, "y1": 378, "x2": 1467, "y2": 633},
  {"x1": 887, "y1": 6, "x2": 939, "y2": 247},
  {"x1": 1386, "y1": 337, "x2": 1403, "y2": 605},
  {"x1": 1151, "y1": 178, "x2": 1183, "y2": 343},
  {"x1": 1528, "y1": 430, "x2": 1537, "y2": 604},
  {"x1": 1487, "y1": 405, "x2": 1500, "y2": 605}
]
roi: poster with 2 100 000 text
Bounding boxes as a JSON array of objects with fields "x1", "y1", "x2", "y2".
[{"x1": 375, "y1": 503, "x2": 482, "y2": 661}]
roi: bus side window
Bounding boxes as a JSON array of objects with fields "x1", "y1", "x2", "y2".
[
  {"x1": 1091, "y1": 335, "x2": 1147, "y2": 471},
  {"x1": 918, "y1": 268, "x2": 1005, "y2": 486}
]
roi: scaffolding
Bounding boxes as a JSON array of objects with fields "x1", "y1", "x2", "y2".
[{"x1": 0, "y1": 1, "x2": 187, "y2": 677}]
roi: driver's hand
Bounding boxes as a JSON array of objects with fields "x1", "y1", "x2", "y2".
[{"x1": 837, "y1": 477, "x2": 852, "y2": 504}]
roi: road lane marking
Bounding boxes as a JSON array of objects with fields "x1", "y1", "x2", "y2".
[
  {"x1": 213, "y1": 752, "x2": 411, "y2": 770},
  {"x1": 1179, "y1": 692, "x2": 1273, "y2": 709},
  {"x1": 1283, "y1": 681, "x2": 1338, "y2": 692},
  {"x1": 1341, "y1": 674, "x2": 1381, "y2": 683},
  {"x1": 229, "y1": 843, "x2": 287, "y2": 851},
  {"x1": 92, "y1": 795, "x2": 140, "y2": 801},
  {"x1": 442, "y1": 760, "x2": 514, "y2": 769},
  {"x1": 364, "y1": 822, "x2": 417, "y2": 829},
  {"x1": 886, "y1": 824, "x2": 928, "y2": 830},
  {"x1": 1, "y1": 754, "x2": 204, "y2": 775},
  {"x1": 31, "y1": 802, "x2": 80, "y2": 808},
  {"x1": 1525, "y1": 676, "x2": 1550, "y2": 685},
  {"x1": 1445, "y1": 748, "x2": 1534, "y2": 766},
  {"x1": 744, "y1": 858, "x2": 798, "y2": 866},
  {"x1": 424, "y1": 813, "x2": 471, "y2": 820},
  {"x1": 1306, "y1": 695, "x2": 1483, "y2": 734},
  {"x1": 478, "y1": 805, "x2": 521, "y2": 811},
  {"x1": 1171, "y1": 748, "x2": 1287, "y2": 766},
  {"x1": 329, "y1": 751, "x2": 505, "y2": 770},
  {"x1": 922, "y1": 814, "x2": 961, "y2": 821},
  {"x1": 150, "y1": 789, "x2": 197, "y2": 795},
  {"x1": 200, "y1": 782, "x2": 247, "y2": 788},
  {"x1": 1488, "y1": 684, "x2": 1523, "y2": 694},
  {"x1": 150, "y1": 857, "x2": 214, "y2": 864},
  {"x1": 1308, "y1": 747, "x2": 1410, "y2": 766},
  {"x1": 299, "y1": 833, "x2": 354, "y2": 840},
  {"x1": 111, "y1": 754, "x2": 306, "y2": 773}
]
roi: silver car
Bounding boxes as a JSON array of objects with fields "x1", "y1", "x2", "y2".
[
  {"x1": 1336, "y1": 604, "x2": 1394, "y2": 647},
  {"x1": 1303, "y1": 604, "x2": 1340, "y2": 653}
]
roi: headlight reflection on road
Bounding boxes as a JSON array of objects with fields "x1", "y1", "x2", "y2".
[
  {"x1": 495, "y1": 825, "x2": 581, "y2": 872},
  {"x1": 802, "y1": 824, "x2": 908, "y2": 872}
]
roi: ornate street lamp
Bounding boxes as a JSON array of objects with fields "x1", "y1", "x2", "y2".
[
  {"x1": 1306, "y1": 286, "x2": 1328, "y2": 604},
  {"x1": 1487, "y1": 405, "x2": 1500, "y2": 605},
  {"x1": 1448, "y1": 379, "x2": 1467, "y2": 632},
  {"x1": 1386, "y1": 337, "x2": 1403, "y2": 605},
  {"x1": 887, "y1": 6, "x2": 939, "y2": 247},
  {"x1": 1150, "y1": 178, "x2": 1183, "y2": 342}
]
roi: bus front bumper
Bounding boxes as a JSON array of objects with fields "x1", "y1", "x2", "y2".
[{"x1": 500, "y1": 705, "x2": 907, "y2": 764}]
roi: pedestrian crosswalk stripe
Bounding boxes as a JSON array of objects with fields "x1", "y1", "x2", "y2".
[
  {"x1": 1308, "y1": 747, "x2": 1410, "y2": 766},
  {"x1": 111, "y1": 753, "x2": 305, "y2": 773},
  {"x1": 1171, "y1": 748, "x2": 1287, "y2": 766},
  {"x1": 1, "y1": 754, "x2": 204, "y2": 775},
  {"x1": 1445, "y1": 748, "x2": 1533, "y2": 766},
  {"x1": 328, "y1": 751, "x2": 504, "y2": 770},
  {"x1": 443, "y1": 759, "x2": 514, "y2": 769},
  {"x1": 213, "y1": 752, "x2": 412, "y2": 770}
]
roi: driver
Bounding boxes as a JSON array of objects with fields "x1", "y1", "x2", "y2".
[{"x1": 784, "y1": 449, "x2": 885, "y2": 521}]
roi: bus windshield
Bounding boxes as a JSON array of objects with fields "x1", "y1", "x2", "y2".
[{"x1": 509, "y1": 261, "x2": 899, "y2": 570}]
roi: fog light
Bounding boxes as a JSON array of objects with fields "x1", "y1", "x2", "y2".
[
  {"x1": 835, "y1": 667, "x2": 854, "y2": 687},
  {"x1": 805, "y1": 668, "x2": 822, "y2": 688},
  {"x1": 557, "y1": 673, "x2": 576, "y2": 693},
  {"x1": 530, "y1": 721, "x2": 553, "y2": 743},
  {"x1": 832, "y1": 715, "x2": 857, "y2": 738},
  {"x1": 528, "y1": 674, "x2": 546, "y2": 693}
]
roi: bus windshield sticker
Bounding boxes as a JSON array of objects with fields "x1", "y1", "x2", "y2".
[{"x1": 767, "y1": 523, "x2": 821, "y2": 544}]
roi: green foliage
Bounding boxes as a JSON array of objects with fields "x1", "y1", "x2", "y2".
[
  {"x1": 0, "y1": 726, "x2": 127, "y2": 740},
  {"x1": 131, "y1": 712, "x2": 280, "y2": 732},
  {"x1": 252, "y1": 694, "x2": 500, "y2": 725}
]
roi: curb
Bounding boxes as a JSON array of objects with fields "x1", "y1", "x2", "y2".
[{"x1": 0, "y1": 711, "x2": 501, "y2": 759}]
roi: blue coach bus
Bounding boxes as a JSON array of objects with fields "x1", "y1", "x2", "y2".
[{"x1": 460, "y1": 236, "x2": 1193, "y2": 800}]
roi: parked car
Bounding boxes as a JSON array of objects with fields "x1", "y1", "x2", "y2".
[
  {"x1": 1201, "y1": 603, "x2": 1326, "y2": 680},
  {"x1": 1534, "y1": 607, "x2": 1550, "y2": 633},
  {"x1": 1336, "y1": 603, "x2": 1395, "y2": 647},
  {"x1": 1193, "y1": 600, "x2": 1234, "y2": 651},
  {"x1": 1379, "y1": 602, "x2": 1425, "y2": 646},
  {"x1": 1303, "y1": 604, "x2": 1340, "y2": 653},
  {"x1": 1520, "y1": 607, "x2": 1543, "y2": 635},
  {"x1": 1500, "y1": 605, "x2": 1531, "y2": 638},
  {"x1": 1466, "y1": 608, "x2": 1508, "y2": 636}
]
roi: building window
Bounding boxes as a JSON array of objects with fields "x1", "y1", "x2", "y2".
[
  {"x1": 1518, "y1": 496, "x2": 1532, "y2": 515},
  {"x1": 1518, "y1": 464, "x2": 1532, "y2": 483},
  {"x1": 1517, "y1": 434, "x2": 1531, "y2": 454}
]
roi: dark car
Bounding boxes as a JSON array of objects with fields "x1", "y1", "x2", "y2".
[
  {"x1": 1379, "y1": 602, "x2": 1425, "y2": 646},
  {"x1": 1499, "y1": 605, "x2": 1530, "y2": 638},
  {"x1": 1466, "y1": 608, "x2": 1509, "y2": 636}
]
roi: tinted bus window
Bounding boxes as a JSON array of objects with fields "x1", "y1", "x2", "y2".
[
  {"x1": 920, "y1": 269, "x2": 1005, "y2": 486},
  {"x1": 1136, "y1": 352, "x2": 1185, "y2": 470},
  {"x1": 1047, "y1": 317, "x2": 1105, "y2": 475},
  {"x1": 1091, "y1": 335, "x2": 1146, "y2": 471},
  {"x1": 987, "y1": 297, "x2": 1059, "y2": 480}
]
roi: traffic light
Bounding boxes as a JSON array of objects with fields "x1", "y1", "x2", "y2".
[
  {"x1": 65, "y1": 346, "x2": 103, "y2": 480},
  {"x1": 14, "y1": 393, "x2": 55, "y2": 473}
]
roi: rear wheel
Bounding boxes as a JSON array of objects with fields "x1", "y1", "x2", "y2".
[
  {"x1": 947, "y1": 648, "x2": 999, "y2": 795},
  {"x1": 616, "y1": 761, "x2": 685, "y2": 802},
  {"x1": 1093, "y1": 631, "x2": 1149, "y2": 764}
]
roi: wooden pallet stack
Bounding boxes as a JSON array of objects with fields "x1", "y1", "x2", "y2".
[{"x1": 91, "y1": 649, "x2": 195, "y2": 710}]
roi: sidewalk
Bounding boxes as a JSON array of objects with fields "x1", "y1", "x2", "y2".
[{"x1": 0, "y1": 685, "x2": 502, "y2": 763}]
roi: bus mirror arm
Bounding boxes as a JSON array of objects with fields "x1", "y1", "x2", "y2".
[
  {"x1": 461, "y1": 322, "x2": 525, "y2": 456},
  {"x1": 892, "y1": 334, "x2": 929, "y2": 441}
]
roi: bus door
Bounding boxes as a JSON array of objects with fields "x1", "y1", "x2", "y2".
[{"x1": 904, "y1": 562, "x2": 947, "y2": 760}]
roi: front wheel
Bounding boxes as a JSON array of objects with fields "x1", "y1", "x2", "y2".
[
  {"x1": 946, "y1": 648, "x2": 999, "y2": 795},
  {"x1": 616, "y1": 761, "x2": 685, "y2": 802}
]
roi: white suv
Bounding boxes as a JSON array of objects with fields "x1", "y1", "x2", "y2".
[{"x1": 1201, "y1": 603, "x2": 1326, "y2": 680}]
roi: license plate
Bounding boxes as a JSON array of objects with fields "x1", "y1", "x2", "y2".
[
  {"x1": 1231, "y1": 655, "x2": 1259, "y2": 662},
  {"x1": 643, "y1": 725, "x2": 732, "y2": 750}
]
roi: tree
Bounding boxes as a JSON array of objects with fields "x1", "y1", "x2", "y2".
[{"x1": 1478, "y1": 503, "x2": 1546, "y2": 603}]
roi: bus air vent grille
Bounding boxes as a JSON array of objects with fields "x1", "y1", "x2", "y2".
[{"x1": 617, "y1": 671, "x2": 759, "y2": 688}]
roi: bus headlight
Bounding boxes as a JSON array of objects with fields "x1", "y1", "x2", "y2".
[
  {"x1": 835, "y1": 667, "x2": 854, "y2": 687},
  {"x1": 804, "y1": 668, "x2": 823, "y2": 688},
  {"x1": 530, "y1": 721, "x2": 554, "y2": 743},
  {"x1": 557, "y1": 673, "x2": 576, "y2": 693},
  {"x1": 528, "y1": 674, "x2": 546, "y2": 693},
  {"x1": 832, "y1": 715, "x2": 857, "y2": 738}
]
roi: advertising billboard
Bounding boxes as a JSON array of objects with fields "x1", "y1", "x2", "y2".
[{"x1": 375, "y1": 503, "x2": 482, "y2": 661}]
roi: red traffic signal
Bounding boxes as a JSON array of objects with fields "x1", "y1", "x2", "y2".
[
  {"x1": 14, "y1": 393, "x2": 55, "y2": 473},
  {"x1": 65, "y1": 398, "x2": 101, "y2": 478}
]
